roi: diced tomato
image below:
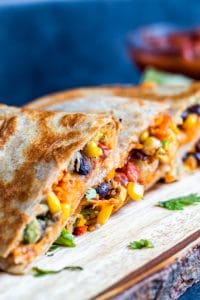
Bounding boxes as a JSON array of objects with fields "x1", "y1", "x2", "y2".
[
  {"x1": 115, "y1": 162, "x2": 139, "y2": 185},
  {"x1": 98, "y1": 143, "x2": 111, "y2": 158},
  {"x1": 74, "y1": 225, "x2": 88, "y2": 236},
  {"x1": 114, "y1": 172, "x2": 129, "y2": 186},
  {"x1": 119, "y1": 162, "x2": 139, "y2": 182},
  {"x1": 150, "y1": 128, "x2": 167, "y2": 139},
  {"x1": 125, "y1": 162, "x2": 140, "y2": 182},
  {"x1": 151, "y1": 114, "x2": 172, "y2": 139}
]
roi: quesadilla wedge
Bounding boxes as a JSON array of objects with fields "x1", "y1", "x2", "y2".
[
  {"x1": 117, "y1": 82, "x2": 200, "y2": 172},
  {"x1": 0, "y1": 105, "x2": 119, "y2": 274},
  {"x1": 26, "y1": 93, "x2": 186, "y2": 235},
  {"x1": 26, "y1": 82, "x2": 200, "y2": 172}
]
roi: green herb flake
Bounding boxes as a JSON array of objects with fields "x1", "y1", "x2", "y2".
[
  {"x1": 85, "y1": 188, "x2": 97, "y2": 200},
  {"x1": 53, "y1": 228, "x2": 76, "y2": 248},
  {"x1": 49, "y1": 244, "x2": 59, "y2": 252},
  {"x1": 161, "y1": 140, "x2": 168, "y2": 149},
  {"x1": 32, "y1": 266, "x2": 83, "y2": 277},
  {"x1": 23, "y1": 219, "x2": 41, "y2": 245},
  {"x1": 129, "y1": 239, "x2": 154, "y2": 250},
  {"x1": 141, "y1": 68, "x2": 192, "y2": 86},
  {"x1": 46, "y1": 244, "x2": 59, "y2": 256},
  {"x1": 157, "y1": 193, "x2": 200, "y2": 211}
]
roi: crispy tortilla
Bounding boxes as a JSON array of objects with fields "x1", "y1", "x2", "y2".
[
  {"x1": 26, "y1": 82, "x2": 200, "y2": 167},
  {"x1": 0, "y1": 105, "x2": 119, "y2": 273},
  {"x1": 25, "y1": 82, "x2": 200, "y2": 113},
  {"x1": 25, "y1": 86, "x2": 200, "y2": 235}
]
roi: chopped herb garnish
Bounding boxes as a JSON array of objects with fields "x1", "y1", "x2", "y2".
[
  {"x1": 32, "y1": 266, "x2": 83, "y2": 277},
  {"x1": 53, "y1": 229, "x2": 76, "y2": 247},
  {"x1": 46, "y1": 253, "x2": 54, "y2": 257},
  {"x1": 46, "y1": 244, "x2": 59, "y2": 256},
  {"x1": 157, "y1": 193, "x2": 200, "y2": 210},
  {"x1": 129, "y1": 239, "x2": 154, "y2": 250},
  {"x1": 142, "y1": 68, "x2": 192, "y2": 86},
  {"x1": 85, "y1": 188, "x2": 97, "y2": 200},
  {"x1": 23, "y1": 219, "x2": 41, "y2": 244},
  {"x1": 49, "y1": 244, "x2": 59, "y2": 252},
  {"x1": 161, "y1": 140, "x2": 168, "y2": 149}
]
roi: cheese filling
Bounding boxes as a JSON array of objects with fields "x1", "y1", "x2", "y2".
[
  {"x1": 12, "y1": 124, "x2": 115, "y2": 254},
  {"x1": 73, "y1": 113, "x2": 183, "y2": 234},
  {"x1": 181, "y1": 104, "x2": 200, "y2": 170}
]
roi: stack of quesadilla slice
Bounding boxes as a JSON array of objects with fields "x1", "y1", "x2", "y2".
[
  {"x1": 0, "y1": 105, "x2": 119, "y2": 273},
  {"x1": 25, "y1": 92, "x2": 198, "y2": 236},
  {"x1": 2, "y1": 80, "x2": 199, "y2": 274},
  {"x1": 27, "y1": 81, "x2": 200, "y2": 172}
]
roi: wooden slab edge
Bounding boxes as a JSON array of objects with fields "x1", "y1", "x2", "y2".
[{"x1": 95, "y1": 230, "x2": 200, "y2": 300}]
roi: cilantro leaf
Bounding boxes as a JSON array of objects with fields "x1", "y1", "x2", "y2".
[
  {"x1": 85, "y1": 188, "x2": 97, "y2": 200},
  {"x1": 32, "y1": 266, "x2": 83, "y2": 277},
  {"x1": 49, "y1": 244, "x2": 59, "y2": 252},
  {"x1": 129, "y1": 239, "x2": 154, "y2": 250},
  {"x1": 157, "y1": 193, "x2": 200, "y2": 210},
  {"x1": 161, "y1": 140, "x2": 168, "y2": 149},
  {"x1": 142, "y1": 68, "x2": 192, "y2": 86},
  {"x1": 53, "y1": 229, "x2": 76, "y2": 247}
]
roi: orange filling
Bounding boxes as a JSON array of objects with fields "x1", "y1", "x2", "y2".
[{"x1": 74, "y1": 113, "x2": 181, "y2": 234}]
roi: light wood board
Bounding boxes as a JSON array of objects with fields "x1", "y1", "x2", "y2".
[{"x1": 0, "y1": 172, "x2": 200, "y2": 300}]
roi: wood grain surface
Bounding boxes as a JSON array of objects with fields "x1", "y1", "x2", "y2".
[{"x1": 0, "y1": 172, "x2": 200, "y2": 300}]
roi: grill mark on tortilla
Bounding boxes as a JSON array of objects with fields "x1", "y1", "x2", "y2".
[
  {"x1": 0, "y1": 116, "x2": 17, "y2": 148},
  {"x1": 0, "y1": 107, "x2": 117, "y2": 259},
  {"x1": 61, "y1": 113, "x2": 86, "y2": 127},
  {"x1": 25, "y1": 82, "x2": 200, "y2": 110}
]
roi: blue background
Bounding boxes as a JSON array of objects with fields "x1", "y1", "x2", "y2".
[
  {"x1": 1, "y1": 0, "x2": 200, "y2": 106},
  {"x1": 0, "y1": 0, "x2": 200, "y2": 298}
]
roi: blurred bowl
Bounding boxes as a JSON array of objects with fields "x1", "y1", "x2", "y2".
[{"x1": 127, "y1": 23, "x2": 200, "y2": 79}]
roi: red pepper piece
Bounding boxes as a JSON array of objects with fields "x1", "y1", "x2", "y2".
[
  {"x1": 114, "y1": 172, "x2": 129, "y2": 186},
  {"x1": 74, "y1": 225, "x2": 88, "y2": 236},
  {"x1": 98, "y1": 143, "x2": 111, "y2": 158}
]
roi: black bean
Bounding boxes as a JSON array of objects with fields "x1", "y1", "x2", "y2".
[
  {"x1": 183, "y1": 152, "x2": 200, "y2": 165},
  {"x1": 38, "y1": 219, "x2": 46, "y2": 231},
  {"x1": 187, "y1": 104, "x2": 200, "y2": 116},
  {"x1": 96, "y1": 182, "x2": 111, "y2": 199},
  {"x1": 75, "y1": 154, "x2": 91, "y2": 175},
  {"x1": 195, "y1": 140, "x2": 200, "y2": 152},
  {"x1": 182, "y1": 152, "x2": 193, "y2": 161},
  {"x1": 182, "y1": 104, "x2": 200, "y2": 120},
  {"x1": 194, "y1": 152, "x2": 200, "y2": 163},
  {"x1": 131, "y1": 149, "x2": 148, "y2": 161},
  {"x1": 181, "y1": 110, "x2": 189, "y2": 120}
]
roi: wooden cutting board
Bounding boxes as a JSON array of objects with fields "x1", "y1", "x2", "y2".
[{"x1": 0, "y1": 172, "x2": 200, "y2": 300}]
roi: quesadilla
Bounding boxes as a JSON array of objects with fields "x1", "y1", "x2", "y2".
[
  {"x1": 26, "y1": 93, "x2": 186, "y2": 235},
  {"x1": 119, "y1": 82, "x2": 200, "y2": 171},
  {"x1": 26, "y1": 82, "x2": 200, "y2": 172},
  {"x1": 0, "y1": 105, "x2": 119, "y2": 273}
]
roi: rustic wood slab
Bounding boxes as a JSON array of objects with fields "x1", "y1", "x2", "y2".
[{"x1": 0, "y1": 172, "x2": 200, "y2": 300}]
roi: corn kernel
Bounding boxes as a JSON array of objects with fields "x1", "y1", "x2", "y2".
[
  {"x1": 183, "y1": 114, "x2": 198, "y2": 130},
  {"x1": 170, "y1": 121, "x2": 180, "y2": 134},
  {"x1": 61, "y1": 203, "x2": 71, "y2": 219},
  {"x1": 156, "y1": 148, "x2": 169, "y2": 163},
  {"x1": 127, "y1": 182, "x2": 144, "y2": 201},
  {"x1": 46, "y1": 192, "x2": 61, "y2": 214},
  {"x1": 140, "y1": 130, "x2": 149, "y2": 142},
  {"x1": 94, "y1": 132, "x2": 104, "y2": 142},
  {"x1": 142, "y1": 81, "x2": 157, "y2": 88},
  {"x1": 76, "y1": 215, "x2": 86, "y2": 227},
  {"x1": 184, "y1": 156, "x2": 198, "y2": 171},
  {"x1": 97, "y1": 204, "x2": 113, "y2": 225},
  {"x1": 164, "y1": 173, "x2": 177, "y2": 183},
  {"x1": 106, "y1": 169, "x2": 115, "y2": 181},
  {"x1": 118, "y1": 186, "x2": 127, "y2": 202},
  {"x1": 83, "y1": 141, "x2": 103, "y2": 158},
  {"x1": 142, "y1": 136, "x2": 161, "y2": 155}
]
